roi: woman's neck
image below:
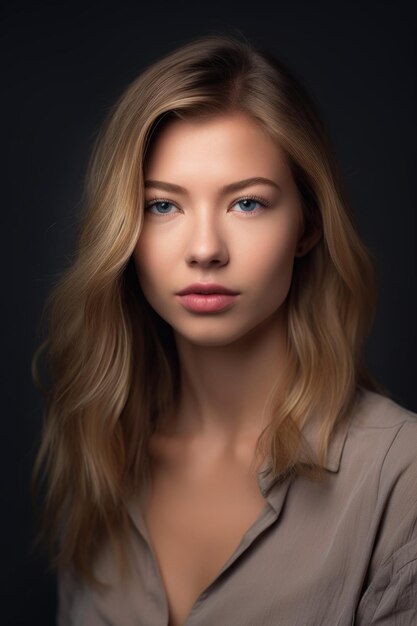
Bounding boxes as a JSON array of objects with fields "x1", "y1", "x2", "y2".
[{"x1": 159, "y1": 307, "x2": 289, "y2": 447}]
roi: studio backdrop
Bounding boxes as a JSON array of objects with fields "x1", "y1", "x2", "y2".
[{"x1": 2, "y1": 1, "x2": 415, "y2": 624}]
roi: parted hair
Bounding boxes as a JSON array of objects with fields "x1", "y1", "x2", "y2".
[{"x1": 31, "y1": 32, "x2": 381, "y2": 588}]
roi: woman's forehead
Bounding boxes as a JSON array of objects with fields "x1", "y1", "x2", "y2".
[{"x1": 143, "y1": 111, "x2": 291, "y2": 182}]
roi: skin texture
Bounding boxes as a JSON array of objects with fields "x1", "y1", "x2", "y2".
[{"x1": 133, "y1": 111, "x2": 321, "y2": 456}]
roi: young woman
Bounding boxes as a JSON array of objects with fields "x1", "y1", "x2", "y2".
[{"x1": 32, "y1": 34, "x2": 417, "y2": 626}]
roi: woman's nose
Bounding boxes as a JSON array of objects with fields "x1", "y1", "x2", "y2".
[{"x1": 184, "y1": 210, "x2": 229, "y2": 268}]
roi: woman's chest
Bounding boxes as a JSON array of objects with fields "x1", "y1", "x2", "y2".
[
  {"x1": 88, "y1": 464, "x2": 384, "y2": 626},
  {"x1": 142, "y1": 459, "x2": 268, "y2": 626}
]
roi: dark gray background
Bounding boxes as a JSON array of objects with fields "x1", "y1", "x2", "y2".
[{"x1": 2, "y1": 0, "x2": 415, "y2": 624}]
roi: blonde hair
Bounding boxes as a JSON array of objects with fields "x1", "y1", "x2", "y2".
[{"x1": 31, "y1": 32, "x2": 382, "y2": 589}]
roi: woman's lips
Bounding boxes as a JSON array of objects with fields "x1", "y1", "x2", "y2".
[{"x1": 176, "y1": 293, "x2": 239, "y2": 313}]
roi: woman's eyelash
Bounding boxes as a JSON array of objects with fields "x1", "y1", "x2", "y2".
[
  {"x1": 234, "y1": 195, "x2": 272, "y2": 208},
  {"x1": 144, "y1": 197, "x2": 175, "y2": 210},
  {"x1": 144, "y1": 194, "x2": 272, "y2": 212}
]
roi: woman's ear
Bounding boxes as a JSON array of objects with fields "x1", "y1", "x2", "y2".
[{"x1": 295, "y1": 221, "x2": 323, "y2": 257}]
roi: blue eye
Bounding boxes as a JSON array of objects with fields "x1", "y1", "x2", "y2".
[
  {"x1": 145, "y1": 200, "x2": 176, "y2": 215},
  {"x1": 234, "y1": 198, "x2": 262, "y2": 212},
  {"x1": 233, "y1": 196, "x2": 271, "y2": 215},
  {"x1": 145, "y1": 194, "x2": 269, "y2": 216}
]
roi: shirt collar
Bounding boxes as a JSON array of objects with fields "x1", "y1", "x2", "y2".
[
  {"x1": 300, "y1": 398, "x2": 355, "y2": 472},
  {"x1": 257, "y1": 389, "x2": 359, "y2": 495}
]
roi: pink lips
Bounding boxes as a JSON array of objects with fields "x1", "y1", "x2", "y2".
[{"x1": 176, "y1": 282, "x2": 240, "y2": 313}]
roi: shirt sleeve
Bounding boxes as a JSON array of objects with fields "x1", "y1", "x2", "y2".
[
  {"x1": 354, "y1": 418, "x2": 417, "y2": 625},
  {"x1": 355, "y1": 536, "x2": 417, "y2": 625}
]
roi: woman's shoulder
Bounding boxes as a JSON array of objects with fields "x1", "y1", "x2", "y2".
[
  {"x1": 340, "y1": 389, "x2": 417, "y2": 514},
  {"x1": 349, "y1": 387, "x2": 417, "y2": 566},
  {"x1": 351, "y1": 389, "x2": 417, "y2": 623},
  {"x1": 353, "y1": 386, "x2": 417, "y2": 429},
  {"x1": 349, "y1": 387, "x2": 417, "y2": 467}
]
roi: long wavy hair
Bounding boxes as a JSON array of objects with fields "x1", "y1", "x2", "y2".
[{"x1": 31, "y1": 32, "x2": 382, "y2": 589}]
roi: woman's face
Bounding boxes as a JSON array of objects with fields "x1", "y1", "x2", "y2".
[{"x1": 133, "y1": 111, "x2": 313, "y2": 347}]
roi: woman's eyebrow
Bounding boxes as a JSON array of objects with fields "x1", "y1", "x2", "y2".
[{"x1": 144, "y1": 177, "x2": 281, "y2": 194}]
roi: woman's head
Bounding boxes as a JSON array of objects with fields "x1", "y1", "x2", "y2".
[
  {"x1": 134, "y1": 110, "x2": 320, "y2": 349},
  {"x1": 90, "y1": 33, "x2": 376, "y2": 413},
  {"x1": 32, "y1": 33, "x2": 380, "y2": 587}
]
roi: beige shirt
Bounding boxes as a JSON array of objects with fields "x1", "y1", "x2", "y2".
[{"x1": 57, "y1": 388, "x2": 417, "y2": 625}]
